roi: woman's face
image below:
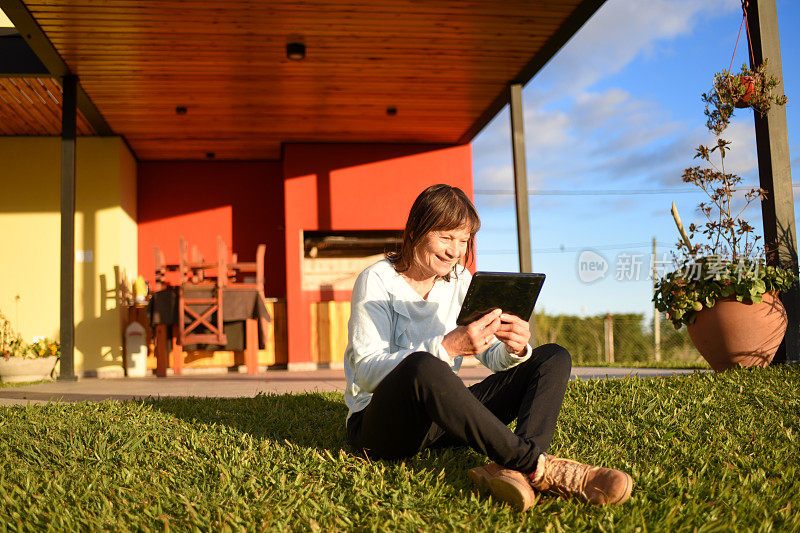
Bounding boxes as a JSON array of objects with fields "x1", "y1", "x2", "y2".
[{"x1": 412, "y1": 226, "x2": 471, "y2": 279}]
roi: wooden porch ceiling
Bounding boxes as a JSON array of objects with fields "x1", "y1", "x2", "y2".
[
  {"x1": 5, "y1": 0, "x2": 603, "y2": 160},
  {"x1": 0, "y1": 76, "x2": 94, "y2": 134}
]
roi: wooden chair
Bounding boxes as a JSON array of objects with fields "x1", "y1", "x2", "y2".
[
  {"x1": 177, "y1": 237, "x2": 227, "y2": 347},
  {"x1": 227, "y1": 243, "x2": 266, "y2": 298},
  {"x1": 225, "y1": 239, "x2": 267, "y2": 375},
  {"x1": 154, "y1": 247, "x2": 168, "y2": 291}
]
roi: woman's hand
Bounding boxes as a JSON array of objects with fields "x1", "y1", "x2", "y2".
[
  {"x1": 441, "y1": 309, "x2": 502, "y2": 358},
  {"x1": 495, "y1": 314, "x2": 531, "y2": 356}
]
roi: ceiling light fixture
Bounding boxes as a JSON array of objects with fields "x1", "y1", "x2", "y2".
[{"x1": 286, "y1": 42, "x2": 306, "y2": 61}]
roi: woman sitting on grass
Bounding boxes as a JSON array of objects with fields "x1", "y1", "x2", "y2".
[{"x1": 344, "y1": 184, "x2": 632, "y2": 511}]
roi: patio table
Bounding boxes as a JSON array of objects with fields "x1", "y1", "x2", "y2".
[{"x1": 148, "y1": 287, "x2": 271, "y2": 377}]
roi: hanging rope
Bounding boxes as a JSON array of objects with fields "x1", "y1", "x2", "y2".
[
  {"x1": 728, "y1": 5, "x2": 745, "y2": 72},
  {"x1": 730, "y1": 1, "x2": 757, "y2": 73},
  {"x1": 744, "y1": 1, "x2": 756, "y2": 67}
]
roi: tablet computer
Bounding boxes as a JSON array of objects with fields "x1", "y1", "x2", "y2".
[{"x1": 456, "y1": 272, "x2": 545, "y2": 326}]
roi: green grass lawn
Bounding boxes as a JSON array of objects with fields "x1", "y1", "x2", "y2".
[
  {"x1": 1, "y1": 367, "x2": 798, "y2": 531},
  {"x1": 573, "y1": 360, "x2": 709, "y2": 370},
  {"x1": 0, "y1": 379, "x2": 49, "y2": 389}
]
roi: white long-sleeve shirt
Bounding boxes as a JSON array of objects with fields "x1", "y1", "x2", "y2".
[{"x1": 344, "y1": 259, "x2": 531, "y2": 418}]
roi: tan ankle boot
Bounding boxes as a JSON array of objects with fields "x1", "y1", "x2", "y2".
[
  {"x1": 529, "y1": 454, "x2": 632, "y2": 505},
  {"x1": 468, "y1": 463, "x2": 536, "y2": 512}
]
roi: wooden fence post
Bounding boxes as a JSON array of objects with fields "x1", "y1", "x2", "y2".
[{"x1": 604, "y1": 313, "x2": 614, "y2": 363}]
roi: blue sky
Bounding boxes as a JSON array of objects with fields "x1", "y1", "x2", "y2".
[{"x1": 472, "y1": 0, "x2": 800, "y2": 319}]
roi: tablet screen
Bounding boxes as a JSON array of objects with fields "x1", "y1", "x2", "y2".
[{"x1": 456, "y1": 272, "x2": 545, "y2": 326}]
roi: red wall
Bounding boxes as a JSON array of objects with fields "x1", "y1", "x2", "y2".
[
  {"x1": 137, "y1": 161, "x2": 286, "y2": 297},
  {"x1": 283, "y1": 143, "x2": 473, "y2": 365},
  {"x1": 136, "y1": 144, "x2": 474, "y2": 367}
]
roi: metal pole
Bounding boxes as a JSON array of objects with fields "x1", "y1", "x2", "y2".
[
  {"x1": 746, "y1": 0, "x2": 799, "y2": 363},
  {"x1": 59, "y1": 74, "x2": 77, "y2": 381},
  {"x1": 508, "y1": 83, "x2": 532, "y2": 274},
  {"x1": 653, "y1": 237, "x2": 661, "y2": 362},
  {"x1": 508, "y1": 83, "x2": 536, "y2": 342}
]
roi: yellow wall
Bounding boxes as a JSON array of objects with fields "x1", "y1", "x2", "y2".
[{"x1": 0, "y1": 137, "x2": 137, "y2": 375}]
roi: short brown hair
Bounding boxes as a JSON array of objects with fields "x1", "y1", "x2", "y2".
[{"x1": 387, "y1": 184, "x2": 480, "y2": 280}]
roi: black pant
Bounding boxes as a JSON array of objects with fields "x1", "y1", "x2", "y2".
[{"x1": 346, "y1": 343, "x2": 571, "y2": 474}]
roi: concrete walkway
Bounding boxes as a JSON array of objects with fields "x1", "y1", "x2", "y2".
[{"x1": 0, "y1": 366, "x2": 703, "y2": 406}]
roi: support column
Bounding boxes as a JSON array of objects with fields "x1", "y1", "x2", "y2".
[
  {"x1": 59, "y1": 73, "x2": 77, "y2": 380},
  {"x1": 508, "y1": 84, "x2": 532, "y2": 274},
  {"x1": 746, "y1": 0, "x2": 799, "y2": 363}
]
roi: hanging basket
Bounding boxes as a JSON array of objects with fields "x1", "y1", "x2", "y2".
[{"x1": 730, "y1": 75, "x2": 756, "y2": 108}]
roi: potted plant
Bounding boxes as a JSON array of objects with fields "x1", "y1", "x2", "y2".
[
  {"x1": 703, "y1": 60, "x2": 788, "y2": 135},
  {"x1": 0, "y1": 311, "x2": 60, "y2": 383},
  {"x1": 653, "y1": 62, "x2": 795, "y2": 372}
]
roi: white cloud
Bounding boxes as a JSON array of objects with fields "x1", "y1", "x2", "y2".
[
  {"x1": 471, "y1": 102, "x2": 572, "y2": 167},
  {"x1": 471, "y1": 109, "x2": 512, "y2": 164},
  {"x1": 701, "y1": 117, "x2": 758, "y2": 177},
  {"x1": 528, "y1": 89, "x2": 687, "y2": 187},
  {"x1": 475, "y1": 88, "x2": 677, "y2": 184},
  {"x1": 571, "y1": 89, "x2": 637, "y2": 131},
  {"x1": 473, "y1": 165, "x2": 516, "y2": 209},
  {"x1": 473, "y1": 0, "x2": 742, "y2": 193},
  {"x1": 473, "y1": 164, "x2": 551, "y2": 208},
  {"x1": 525, "y1": 0, "x2": 737, "y2": 103},
  {"x1": 474, "y1": 87, "x2": 764, "y2": 192},
  {"x1": 475, "y1": 165, "x2": 513, "y2": 189},
  {"x1": 603, "y1": 127, "x2": 705, "y2": 187},
  {"x1": 524, "y1": 107, "x2": 571, "y2": 151}
]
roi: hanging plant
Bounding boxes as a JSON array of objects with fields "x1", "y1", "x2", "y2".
[
  {"x1": 703, "y1": 60, "x2": 788, "y2": 135},
  {"x1": 700, "y1": 1, "x2": 787, "y2": 135}
]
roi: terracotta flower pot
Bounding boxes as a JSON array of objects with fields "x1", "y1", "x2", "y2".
[
  {"x1": 0, "y1": 355, "x2": 58, "y2": 382},
  {"x1": 732, "y1": 75, "x2": 756, "y2": 108},
  {"x1": 687, "y1": 291, "x2": 787, "y2": 371}
]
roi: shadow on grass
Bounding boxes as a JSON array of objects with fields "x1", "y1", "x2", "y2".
[
  {"x1": 144, "y1": 392, "x2": 350, "y2": 450},
  {"x1": 144, "y1": 391, "x2": 483, "y2": 491}
]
